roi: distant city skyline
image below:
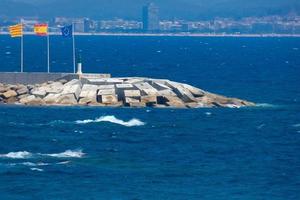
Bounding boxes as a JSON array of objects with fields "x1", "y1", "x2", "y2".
[
  {"x1": 0, "y1": 3, "x2": 300, "y2": 35},
  {"x1": 0, "y1": 0, "x2": 299, "y2": 20}
]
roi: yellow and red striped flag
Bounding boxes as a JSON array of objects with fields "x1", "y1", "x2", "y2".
[
  {"x1": 9, "y1": 24, "x2": 23, "y2": 38},
  {"x1": 34, "y1": 24, "x2": 48, "y2": 36}
]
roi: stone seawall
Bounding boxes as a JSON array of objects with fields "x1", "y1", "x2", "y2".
[
  {"x1": 0, "y1": 75, "x2": 255, "y2": 108},
  {"x1": 0, "y1": 72, "x2": 111, "y2": 85}
]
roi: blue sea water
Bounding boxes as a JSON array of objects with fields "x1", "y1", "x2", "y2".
[{"x1": 0, "y1": 36, "x2": 300, "y2": 199}]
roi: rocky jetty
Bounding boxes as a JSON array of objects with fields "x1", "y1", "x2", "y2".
[{"x1": 0, "y1": 77, "x2": 255, "y2": 108}]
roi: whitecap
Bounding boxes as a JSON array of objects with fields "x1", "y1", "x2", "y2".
[
  {"x1": 0, "y1": 151, "x2": 32, "y2": 159},
  {"x1": 226, "y1": 104, "x2": 241, "y2": 108},
  {"x1": 76, "y1": 115, "x2": 145, "y2": 127},
  {"x1": 205, "y1": 112, "x2": 212, "y2": 116},
  {"x1": 293, "y1": 124, "x2": 300, "y2": 128},
  {"x1": 21, "y1": 162, "x2": 49, "y2": 167},
  {"x1": 56, "y1": 161, "x2": 71, "y2": 165},
  {"x1": 30, "y1": 168, "x2": 44, "y2": 172},
  {"x1": 5, "y1": 51, "x2": 11, "y2": 55},
  {"x1": 44, "y1": 149, "x2": 85, "y2": 158}
]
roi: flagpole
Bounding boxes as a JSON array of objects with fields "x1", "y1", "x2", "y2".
[
  {"x1": 47, "y1": 24, "x2": 50, "y2": 73},
  {"x1": 72, "y1": 23, "x2": 76, "y2": 74},
  {"x1": 21, "y1": 23, "x2": 24, "y2": 73}
]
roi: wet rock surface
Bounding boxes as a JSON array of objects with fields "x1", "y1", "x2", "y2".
[{"x1": 0, "y1": 77, "x2": 255, "y2": 108}]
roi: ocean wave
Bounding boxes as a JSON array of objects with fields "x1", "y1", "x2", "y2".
[
  {"x1": 0, "y1": 150, "x2": 85, "y2": 159},
  {"x1": 0, "y1": 151, "x2": 32, "y2": 159},
  {"x1": 30, "y1": 168, "x2": 44, "y2": 172},
  {"x1": 255, "y1": 103, "x2": 277, "y2": 108},
  {"x1": 292, "y1": 124, "x2": 300, "y2": 128},
  {"x1": 44, "y1": 150, "x2": 85, "y2": 158},
  {"x1": 75, "y1": 115, "x2": 145, "y2": 127}
]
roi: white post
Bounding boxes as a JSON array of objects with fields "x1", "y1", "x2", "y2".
[
  {"x1": 72, "y1": 23, "x2": 76, "y2": 74},
  {"x1": 21, "y1": 31, "x2": 24, "y2": 73},
  {"x1": 47, "y1": 25, "x2": 50, "y2": 73}
]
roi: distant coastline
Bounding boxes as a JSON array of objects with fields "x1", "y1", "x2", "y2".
[{"x1": 1, "y1": 32, "x2": 300, "y2": 37}]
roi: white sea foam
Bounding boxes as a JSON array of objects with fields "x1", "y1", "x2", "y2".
[
  {"x1": 0, "y1": 151, "x2": 32, "y2": 159},
  {"x1": 76, "y1": 115, "x2": 145, "y2": 127},
  {"x1": 44, "y1": 150, "x2": 85, "y2": 158},
  {"x1": 30, "y1": 168, "x2": 44, "y2": 172},
  {"x1": 0, "y1": 150, "x2": 85, "y2": 159},
  {"x1": 21, "y1": 162, "x2": 49, "y2": 167},
  {"x1": 56, "y1": 161, "x2": 71, "y2": 165},
  {"x1": 226, "y1": 104, "x2": 241, "y2": 108},
  {"x1": 205, "y1": 112, "x2": 212, "y2": 116},
  {"x1": 256, "y1": 103, "x2": 276, "y2": 108}
]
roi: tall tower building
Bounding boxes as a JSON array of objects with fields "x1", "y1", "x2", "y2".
[{"x1": 143, "y1": 3, "x2": 159, "y2": 31}]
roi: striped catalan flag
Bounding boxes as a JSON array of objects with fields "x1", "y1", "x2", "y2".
[
  {"x1": 9, "y1": 24, "x2": 23, "y2": 38},
  {"x1": 34, "y1": 24, "x2": 48, "y2": 36}
]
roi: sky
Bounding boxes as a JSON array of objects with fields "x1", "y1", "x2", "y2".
[{"x1": 0, "y1": 0, "x2": 299, "y2": 20}]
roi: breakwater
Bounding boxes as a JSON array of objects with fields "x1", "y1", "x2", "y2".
[
  {"x1": 0, "y1": 73, "x2": 255, "y2": 108},
  {"x1": 0, "y1": 72, "x2": 110, "y2": 85}
]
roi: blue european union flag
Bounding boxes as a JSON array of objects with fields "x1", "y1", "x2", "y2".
[{"x1": 61, "y1": 25, "x2": 73, "y2": 37}]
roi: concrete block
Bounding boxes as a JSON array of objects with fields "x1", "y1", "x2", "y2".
[
  {"x1": 64, "y1": 79, "x2": 81, "y2": 86},
  {"x1": 124, "y1": 90, "x2": 141, "y2": 97},
  {"x1": 141, "y1": 95, "x2": 157, "y2": 104},
  {"x1": 157, "y1": 89, "x2": 177, "y2": 96},
  {"x1": 125, "y1": 97, "x2": 140, "y2": 104},
  {"x1": 116, "y1": 84, "x2": 133, "y2": 89},
  {"x1": 165, "y1": 81, "x2": 196, "y2": 102},
  {"x1": 97, "y1": 89, "x2": 116, "y2": 95},
  {"x1": 101, "y1": 94, "x2": 118, "y2": 104},
  {"x1": 134, "y1": 82, "x2": 158, "y2": 95},
  {"x1": 98, "y1": 85, "x2": 115, "y2": 90}
]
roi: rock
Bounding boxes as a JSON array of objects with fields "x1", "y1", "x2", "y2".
[
  {"x1": 79, "y1": 84, "x2": 99, "y2": 104},
  {"x1": 59, "y1": 79, "x2": 68, "y2": 84},
  {"x1": 18, "y1": 94, "x2": 30, "y2": 100},
  {"x1": 44, "y1": 82, "x2": 64, "y2": 93},
  {"x1": 31, "y1": 88, "x2": 47, "y2": 98},
  {"x1": 0, "y1": 85, "x2": 8, "y2": 93},
  {"x1": 62, "y1": 84, "x2": 82, "y2": 100},
  {"x1": 2, "y1": 90, "x2": 18, "y2": 99},
  {"x1": 19, "y1": 95, "x2": 44, "y2": 105},
  {"x1": 56, "y1": 94, "x2": 77, "y2": 105},
  {"x1": 16, "y1": 87, "x2": 29, "y2": 95},
  {"x1": 44, "y1": 93, "x2": 61, "y2": 104},
  {"x1": 5, "y1": 97, "x2": 17, "y2": 104}
]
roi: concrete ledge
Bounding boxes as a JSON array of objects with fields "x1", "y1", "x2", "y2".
[{"x1": 0, "y1": 72, "x2": 111, "y2": 85}]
